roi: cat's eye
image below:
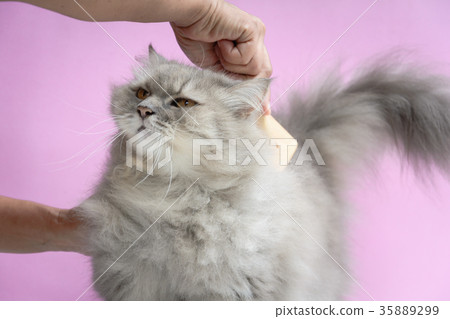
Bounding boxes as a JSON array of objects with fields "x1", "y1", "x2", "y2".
[
  {"x1": 172, "y1": 98, "x2": 198, "y2": 108},
  {"x1": 136, "y1": 88, "x2": 150, "y2": 100}
]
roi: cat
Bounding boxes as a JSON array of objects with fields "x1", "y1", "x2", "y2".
[{"x1": 76, "y1": 45, "x2": 450, "y2": 300}]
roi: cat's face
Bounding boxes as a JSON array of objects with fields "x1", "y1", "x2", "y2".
[{"x1": 110, "y1": 46, "x2": 270, "y2": 177}]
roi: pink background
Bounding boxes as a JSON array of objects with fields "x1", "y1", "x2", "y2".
[{"x1": 1, "y1": 0, "x2": 450, "y2": 300}]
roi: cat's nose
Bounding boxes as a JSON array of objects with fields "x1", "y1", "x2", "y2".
[{"x1": 137, "y1": 106, "x2": 154, "y2": 119}]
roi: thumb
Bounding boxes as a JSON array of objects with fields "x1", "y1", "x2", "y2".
[{"x1": 217, "y1": 39, "x2": 255, "y2": 66}]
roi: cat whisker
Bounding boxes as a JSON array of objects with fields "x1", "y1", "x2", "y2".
[
  {"x1": 52, "y1": 131, "x2": 123, "y2": 172},
  {"x1": 69, "y1": 127, "x2": 117, "y2": 136},
  {"x1": 110, "y1": 103, "x2": 129, "y2": 112},
  {"x1": 74, "y1": 131, "x2": 124, "y2": 168},
  {"x1": 47, "y1": 133, "x2": 118, "y2": 166},
  {"x1": 110, "y1": 114, "x2": 127, "y2": 119},
  {"x1": 52, "y1": 95, "x2": 109, "y2": 119},
  {"x1": 77, "y1": 118, "x2": 117, "y2": 134}
]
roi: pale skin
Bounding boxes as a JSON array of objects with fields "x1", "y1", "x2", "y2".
[{"x1": 0, "y1": 0, "x2": 272, "y2": 254}]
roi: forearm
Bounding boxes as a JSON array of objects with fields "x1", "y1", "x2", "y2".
[
  {"x1": 0, "y1": 196, "x2": 83, "y2": 254},
  {"x1": 8, "y1": 0, "x2": 216, "y2": 26}
]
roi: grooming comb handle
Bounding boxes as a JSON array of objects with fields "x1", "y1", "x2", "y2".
[{"x1": 258, "y1": 115, "x2": 298, "y2": 169}]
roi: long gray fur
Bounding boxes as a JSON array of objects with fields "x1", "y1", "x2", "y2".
[
  {"x1": 278, "y1": 62, "x2": 450, "y2": 187},
  {"x1": 76, "y1": 47, "x2": 450, "y2": 300}
]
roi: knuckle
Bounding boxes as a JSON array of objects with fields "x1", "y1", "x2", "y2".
[
  {"x1": 254, "y1": 17, "x2": 266, "y2": 35},
  {"x1": 241, "y1": 21, "x2": 252, "y2": 35}
]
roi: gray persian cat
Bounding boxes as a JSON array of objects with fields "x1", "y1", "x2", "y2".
[{"x1": 77, "y1": 46, "x2": 450, "y2": 300}]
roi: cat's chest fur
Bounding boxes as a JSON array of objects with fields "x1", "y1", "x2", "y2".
[
  {"x1": 85, "y1": 173, "x2": 296, "y2": 300},
  {"x1": 145, "y1": 195, "x2": 286, "y2": 299},
  {"x1": 82, "y1": 167, "x2": 343, "y2": 300}
]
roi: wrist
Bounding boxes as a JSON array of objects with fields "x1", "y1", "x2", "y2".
[
  {"x1": 170, "y1": 0, "x2": 220, "y2": 27},
  {"x1": 46, "y1": 207, "x2": 86, "y2": 254}
]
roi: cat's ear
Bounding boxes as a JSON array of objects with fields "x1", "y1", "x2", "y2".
[
  {"x1": 148, "y1": 44, "x2": 167, "y2": 64},
  {"x1": 224, "y1": 78, "x2": 271, "y2": 117}
]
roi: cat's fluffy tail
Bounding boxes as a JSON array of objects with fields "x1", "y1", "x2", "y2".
[{"x1": 279, "y1": 60, "x2": 450, "y2": 187}]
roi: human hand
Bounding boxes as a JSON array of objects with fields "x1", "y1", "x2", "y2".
[
  {"x1": 19, "y1": 0, "x2": 272, "y2": 113},
  {"x1": 0, "y1": 196, "x2": 88, "y2": 255},
  {"x1": 170, "y1": 0, "x2": 272, "y2": 114}
]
